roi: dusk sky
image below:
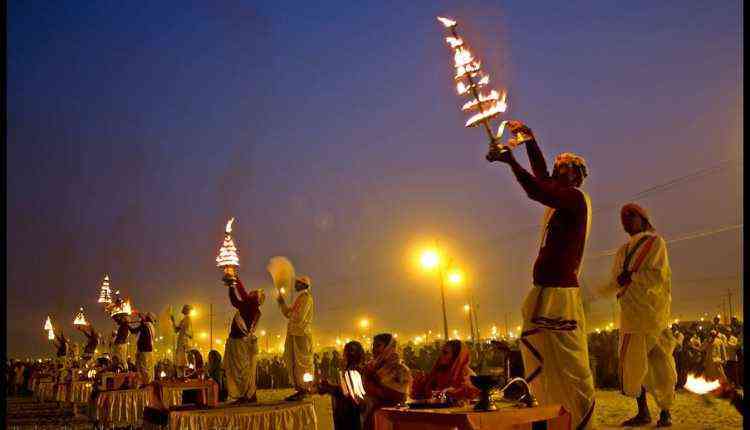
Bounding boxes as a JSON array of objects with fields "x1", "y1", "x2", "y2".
[{"x1": 7, "y1": 0, "x2": 742, "y2": 358}]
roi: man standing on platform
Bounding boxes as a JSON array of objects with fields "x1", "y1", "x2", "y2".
[
  {"x1": 129, "y1": 312, "x2": 156, "y2": 385},
  {"x1": 111, "y1": 314, "x2": 131, "y2": 365},
  {"x1": 53, "y1": 330, "x2": 70, "y2": 367},
  {"x1": 75, "y1": 323, "x2": 100, "y2": 365},
  {"x1": 603, "y1": 203, "x2": 676, "y2": 427},
  {"x1": 223, "y1": 276, "x2": 265, "y2": 403},
  {"x1": 487, "y1": 120, "x2": 596, "y2": 429},
  {"x1": 278, "y1": 276, "x2": 314, "y2": 401},
  {"x1": 171, "y1": 305, "x2": 194, "y2": 379}
]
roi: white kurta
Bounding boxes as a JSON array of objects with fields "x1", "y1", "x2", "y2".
[
  {"x1": 608, "y1": 231, "x2": 677, "y2": 410},
  {"x1": 175, "y1": 316, "x2": 193, "y2": 367},
  {"x1": 280, "y1": 290, "x2": 314, "y2": 390}
]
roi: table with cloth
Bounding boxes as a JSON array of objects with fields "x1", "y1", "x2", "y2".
[
  {"x1": 89, "y1": 387, "x2": 153, "y2": 429},
  {"x1": 142, "y1": 400, "x2": 318, "y2": 430},
  {"x1": 149, "y1": 379, "x2": 219, "y2": 410},
  {"x1": 374, "y1": 403, "x2": 571, "y2": 430},
  {"x1": 54, "y1": 382, "x2": 71, "y2": 402},
  {"x1": 35, "y1": 380, "x2": 57, "y2": 402},
  {"x1": 70, "y1": 380, "x2": 95, "y2": 404}
]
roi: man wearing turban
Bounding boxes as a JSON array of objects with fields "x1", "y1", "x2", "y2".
[
  {"x1": 130, "y1": 312, "x2": 157, "y2": 385},
  {"x1": 171, "y1": 305, "x2": 194, "y2": 379},
  {"x1": 278, "y1": 276, "x2": 314, "y2": 401},
  {"x1": 487, "y1": 120, "x2": 596, "y2": 429},
  {"x1": 602, "y1": 203, "x2": 676, "y2": 427}
]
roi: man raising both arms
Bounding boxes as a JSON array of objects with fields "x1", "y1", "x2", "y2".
[{"x1": 487, "y1": 120, "x2": 595, "y2": 429}]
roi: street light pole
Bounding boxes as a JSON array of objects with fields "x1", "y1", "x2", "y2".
[{"x1": 439, "y1": 264, "x2": 449, "y2": 341}]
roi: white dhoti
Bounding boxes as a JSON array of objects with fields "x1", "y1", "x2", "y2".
[
  {"x1": 619, "y1": 330, "x2": 676, "y2": 410},
  {"x1": 520, "y1": 285, "x2": 596, "y2": 430},
  {"x1": 175, "y1": 343, "x2": 188, "y2": 368},
  {"x1": 224, "y1": 335, "x2": 259, "y2": 400},
  {"x1": 111, "y1": 343, "x2": 128, "y2": 364},
  {"x1": 136, "y1": 351, "x2": 154, "y2": 385},
  {"x1": 284, "y1": 334, "x2": 314, "y2": 390}
]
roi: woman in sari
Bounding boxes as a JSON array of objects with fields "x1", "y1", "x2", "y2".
[
  {"x1": 362, "y1": 333, "x2": 412, "y2": 430},
  {"x1": 412, "y1": 340, "x2": 480, "y2": 405}
]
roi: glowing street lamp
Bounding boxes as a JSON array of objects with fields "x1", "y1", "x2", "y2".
[
  {"x1": 418, "y1": 243, "x2": 455, "y2": 341},
  {"x1": 420, "y1": 249, "x2": 440, "y2": 270}
]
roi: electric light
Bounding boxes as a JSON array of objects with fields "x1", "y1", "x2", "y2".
[{"x1": 420, "y1": 249, "x2": 440, "y2": 270}]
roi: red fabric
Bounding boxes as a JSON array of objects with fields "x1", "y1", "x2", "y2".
[{"x1": 416, "y1": 343, "x2": 479, "y2": 401}]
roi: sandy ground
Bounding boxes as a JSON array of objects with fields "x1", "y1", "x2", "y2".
[{"x1": 258, "y1": 388, "x2": 742, "y2": 430}]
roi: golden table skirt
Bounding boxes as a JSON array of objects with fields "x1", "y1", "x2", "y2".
[
  {"x1": 142, "y1": 400, "x2": 318, "y2": 430},
  {"x1": 90, "y1": 387, "x2": 153, "y2": 429}
]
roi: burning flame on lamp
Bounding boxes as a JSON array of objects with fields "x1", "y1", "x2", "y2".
[
  {"x1": 48, "y1": 330, "x2": 55, "y2": 340},
  {"x1": 87, "y1": 369, "x2": 97, "y2": 379},
  {"x1": 44, "y1": 316, "x2": 54, "y2": 331},
  {"x1": 160, "y1": 371, "x2": 167, "y2": 378},
  {"x1": 437, "y1": 16, "x2": 510, "y2": 149},
  {"x1": 98, "y1": 275, "x2": 112, "y2": 304},
  {"x1": 110, "y1": 299, "x2": 133, "y2": 317},
  {"x1": 684, "y1": 374, "x2": 721, "y2": 395},
  {"x1": 303, "y1": 372, "x2": 314, "y2": 383},
  {"x1": 216, "y1": 218, "x2": 240, "y2": 282},
  {"x1": 73, "y1": 307, "x2": 89, "y2": 326}
]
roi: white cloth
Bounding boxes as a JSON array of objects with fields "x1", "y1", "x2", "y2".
[
  {"x1": 112, "y1": 343, "x2": 128, "y2": 365},
  {"x1": 92, "y1": 387, "x2": 152, "y2": 428},
  {"x1": 607, "y1": 232, "x2": 672, "y2": 333},
  {"x1": 520, "y1": 285, "x2": 596, "y2": 430},
  {"x1": 136, "y1": 351, "x2": 154, "y2": 385},
  {"x1": 280, "y1": 290, "x2": 314, "y2": 337},
  {"x1": 224, "y1": 335, "x2": 259, "y2": 400},
  {"x1": 175, "y1": 316, "x2": 193, "y2": 367},
  {"x1": 284, "y1": 334, "x2": 314, "y2": 390},
  {"x1": 619, "y1": 330, "x2": 677, "y2": 410}
]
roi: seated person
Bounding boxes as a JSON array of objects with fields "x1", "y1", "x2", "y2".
[
  {"x1": 185, "y1": 349, "x2": 205, "y2": 379},
  {"x1": 411, "y1": 340, "x2": 480, "y2": 405},
  {"x1": 362, "y1": 334, "x2": 412, "y2": 430},
  {"x1": 206, "y1": 350, "x2": 228, "y2": 402},
  {"x1": 317, "y1": 341, "x2": 366, "y2": 430}
]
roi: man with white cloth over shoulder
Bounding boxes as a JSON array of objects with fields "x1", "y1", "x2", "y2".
[
  {"x1": 487, "y1": 120, "x2": 596, "y2": 429},
  {"x1": 277, "y1": 275, "x2": 314, "y2": 401},
  {"x1": 601, "y1": 203, "x2": 676, "y2": 427}
]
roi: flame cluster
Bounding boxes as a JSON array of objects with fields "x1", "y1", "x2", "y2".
[
  {"x1": 109, "y1": 298, "x2": 133, "y2": 317},
  {"x1": 98, "y1": 275, "x2": 112, "y2": 304},
  {"x1": 216, "y1": 217, "x2": 240, "y2": 268},
  {"x1": 73, "y1": 307, "x2": 89, "y2": 326},
  {"x1": 437, "y1": 16, "x2": 508, "y2": 139},
  {"x1": 684, "y1": 373, "x2": 721, "y2": 395}
]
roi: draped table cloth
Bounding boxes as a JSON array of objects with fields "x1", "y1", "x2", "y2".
[
  {"x1": 70, "y1": 381, "x2": 94, "y2": 404},
  {"x1": 375, "y1": 403, "x2": 571, "y2": 430},
  {"x1": 54, "y1": 382, "x2": 71, "y2": 402},
  {"x1": 90, "y1": 387, "x2": 153, "y2": 429},
  {"x1": 36, "y1": 381, "x2": 56, "y2": 402},
  {"x1": 150, "y1": 379, "x2": 219, "y2": 410},
  {"x1": 142, "y1": 400, "x2": 318, "y2": 430}
]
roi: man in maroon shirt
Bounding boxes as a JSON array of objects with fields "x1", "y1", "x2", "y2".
[
  {"x1": 487, "y1": 120, "x2": 595, "y2": 429},
  {"x1": 223, "y1": 275, "x2": 265, "y2": 404}
]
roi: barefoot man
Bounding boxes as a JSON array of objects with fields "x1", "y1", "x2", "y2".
[{"x1": 487, "y1": 120, "x2": 595, "y2": 429}]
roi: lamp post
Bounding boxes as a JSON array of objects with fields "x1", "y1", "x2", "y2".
[
  {"x1": 420, "y1": 247, "x2": 450, "y2": 341},
  {"x1": 464, "y1": 304, "x2": 476, "y2": 343}
]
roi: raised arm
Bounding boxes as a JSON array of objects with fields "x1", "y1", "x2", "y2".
[
  {"x1": 525, "y1": 139, "x2": 550, "y2": 179},
  {"x1": 228, "y1": 285, "x2": 242, "y2": 309},
  {"x1": 506, "y1": 153, "x2": 583, "y2": 210}
]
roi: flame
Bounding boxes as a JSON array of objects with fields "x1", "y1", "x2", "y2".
[
  {"x1": 87, "y1": 369, "x2": 97, "y2": 379},
  {"x1": 437, "y1": 16, "x2": 457, "y2": 28},
  {"x1": 445, "y1": 37, "x2": 463, "y2": 48},
  {"x1": 217, "y1": 219, "x2": 240, "y2": 268},
  {"x1": 44, "y1": 316, "x2": 53, "y2": 331},
  {"x1": 453, "y1": 48, "x2": 474, "y2": 68},
  {"x1": 454, "y1": 61, "x2": 481, "y2": 80},
  {"x1": 684, "y1": 374, "x2": 721, "y2": 395},
  {"x1": 110, "y1": 299, "x2": 133, "y2": 317},
  {"x1": 461, "y1": 90, "x2": 500, "y2": 111},
  {"x1": 303, "y1": 372, "x2": 314, "y2": 383},
  {"x1": 98, "y1": 274, "x2": 112, "y2": 304},
  {"x1": 48, "y1": 330, "x2": 55, "y2": 340},
  {"x1": 456, "y1": 75, "x2": 489, "y2": 96},
  {"x1": 464, "y1": 98, "x2": 507, "y2": 127},
  {"x1": 73, "y1": 307, "x2": 88, "y2": 326}
]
